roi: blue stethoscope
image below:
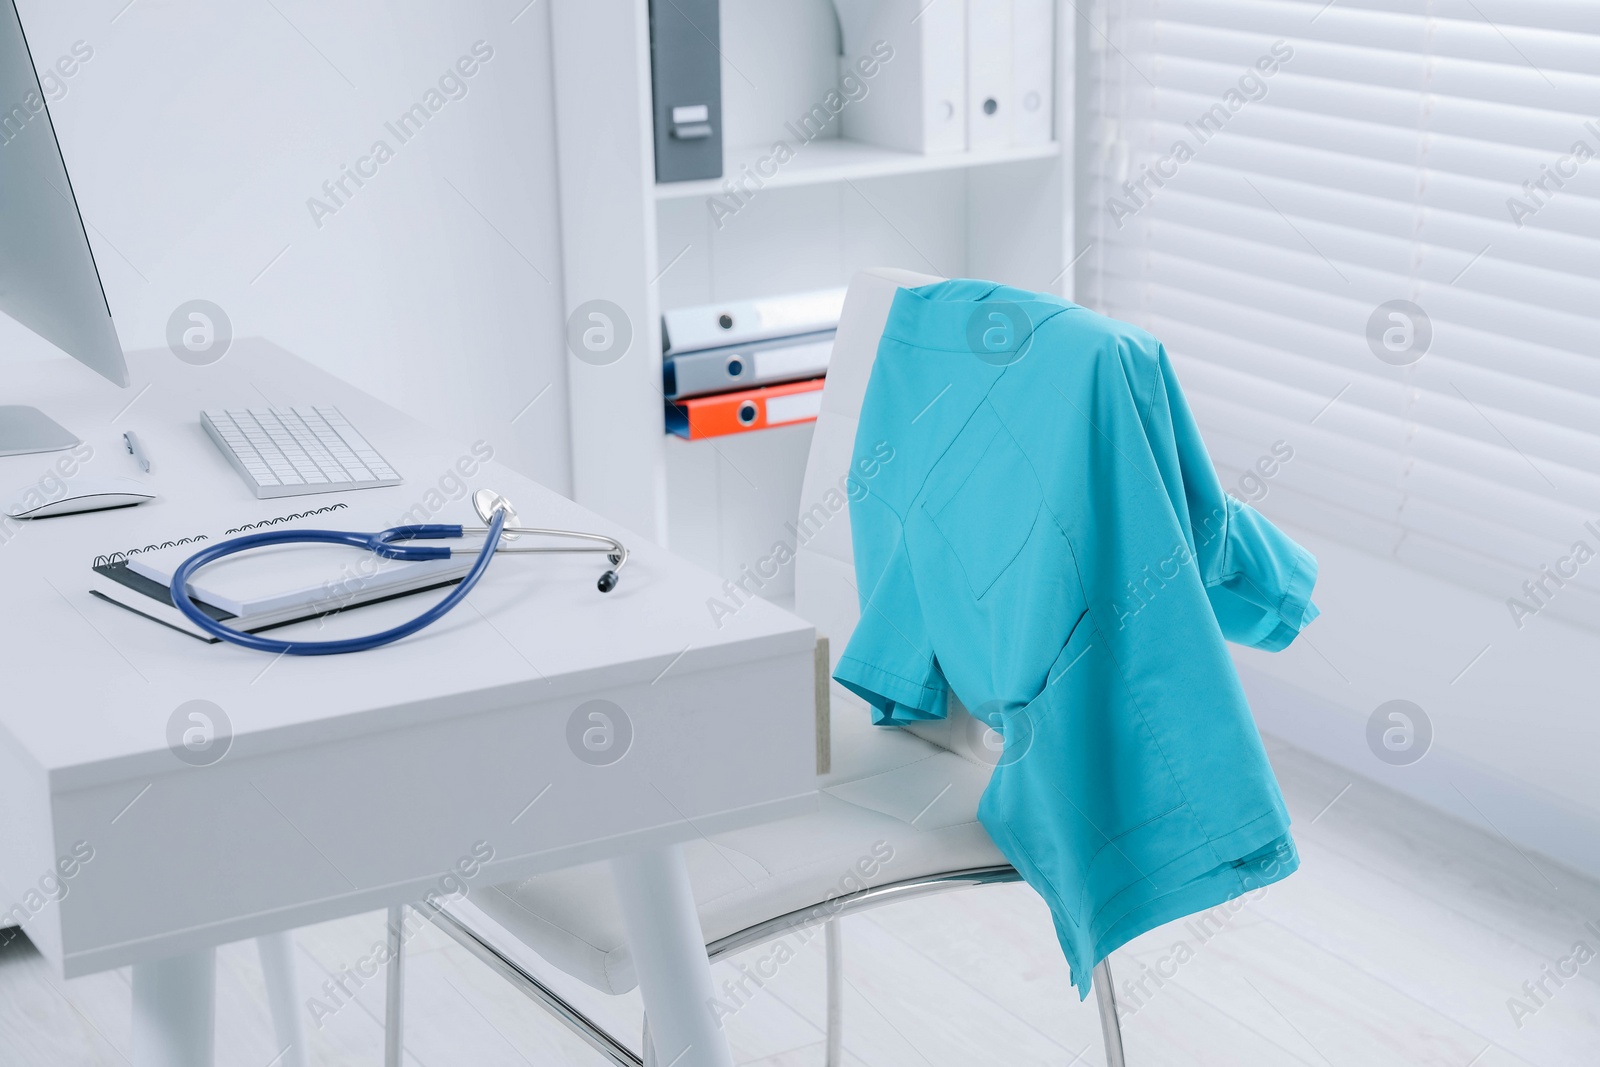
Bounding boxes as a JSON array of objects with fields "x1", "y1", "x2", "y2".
[{"x1": 170, "y1": 489, "x2": 628, "y2": 655}]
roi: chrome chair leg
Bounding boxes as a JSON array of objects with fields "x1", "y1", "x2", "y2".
[
  {"x1": 416, "y1": 868, "x2": 1130, "y2": 1067},
  {"x1": 422, "y1": 897, "x2": 645, "y2": 1067},
  {"x1": 384, "y1": 905, "x2": 406, "y2": 1067},
  {"x1": 824, "y1": 919, "x2": 843, "y2": 1067},
  {"x1": 1093, "y1": 957, "x2": 1126, "y2": 1067}
]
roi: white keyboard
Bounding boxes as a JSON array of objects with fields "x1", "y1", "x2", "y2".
[{"x1": 201, "y1": 407, "x2": 403, "y2": 499}]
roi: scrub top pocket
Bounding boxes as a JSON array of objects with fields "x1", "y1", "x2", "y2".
[{"x1": 922, "y1": 403, "x2": 1043, "y2": 600}]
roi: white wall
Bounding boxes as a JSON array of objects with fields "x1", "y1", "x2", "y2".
[{"x1": 11, "y1": 0, "x2": 570, "y2": 491}]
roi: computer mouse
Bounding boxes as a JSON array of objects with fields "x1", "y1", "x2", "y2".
[{"x1": 2, "y1": 475, "x2": 156, "y2": 518}]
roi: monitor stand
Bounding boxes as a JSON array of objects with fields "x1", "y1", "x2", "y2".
[{"x1": 0, "y1": 405, "x2": 81, "y2": 457}]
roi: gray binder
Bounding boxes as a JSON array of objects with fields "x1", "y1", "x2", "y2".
[
  {"x1": 649, "y1": 0, "x2": 722, "y2": 183},
  {"x1": 663, "y1": 331, "x2": 835, "y2": 400}
]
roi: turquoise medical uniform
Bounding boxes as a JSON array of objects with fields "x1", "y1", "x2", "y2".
[{"x1": 834, "y1": 280, "x2": 1319, "y2": 997}]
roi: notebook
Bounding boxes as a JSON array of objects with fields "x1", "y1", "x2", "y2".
[{"x1": 87, "y1": 504, "x2": 476, "y2": 642}]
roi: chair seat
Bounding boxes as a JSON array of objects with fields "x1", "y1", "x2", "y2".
[{"x1": 471, "y1": 737, "x2": 1006, "y2": 995}]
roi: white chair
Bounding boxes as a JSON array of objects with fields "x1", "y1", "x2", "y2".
[{"x1": 381, "y1": 268, "x2": 1127, "y2": 1067}]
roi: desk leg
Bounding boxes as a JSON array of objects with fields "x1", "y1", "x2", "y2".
[
  {"x1": 384, "y1": 905, "x2": 406, "y2": 1067},
  {"x1": 132, "y1": 949, "x2": 215, "y2": 1067},
  {"x1": 610, "y1": 845, "x2": 734, "y2": 1067},
  {"x1": 256, "y1": 933, "x2": 307, "y2": 1067}
]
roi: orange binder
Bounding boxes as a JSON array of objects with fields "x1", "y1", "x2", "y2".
[{"x1": 666, "y1": 377, "x2": 825, "y2": 440}]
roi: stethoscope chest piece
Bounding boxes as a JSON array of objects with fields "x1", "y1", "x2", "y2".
[{"x1": 473, "y1": 488, "x2": 520, "y2": 539}]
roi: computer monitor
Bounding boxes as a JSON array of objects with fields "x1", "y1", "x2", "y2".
[{"x1": 0, "y1": 0, "x2": 128, "y2": 457}]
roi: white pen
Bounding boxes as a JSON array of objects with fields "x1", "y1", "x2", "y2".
[{"x1": 123, "y1": 430, "x2": 152, "y2": 473}]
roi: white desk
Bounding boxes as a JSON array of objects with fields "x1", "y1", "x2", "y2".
[{"x1": 0, "y1": 341, "x2": 817, "y2": 1066}]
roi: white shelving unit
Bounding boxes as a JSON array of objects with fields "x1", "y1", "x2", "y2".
[
  {"x1": 655, "y1": 138, "x2": 1063, "y2": 200},
  {"x1": 550, "y1": 0, "x2": 1075, "y2": 602}
]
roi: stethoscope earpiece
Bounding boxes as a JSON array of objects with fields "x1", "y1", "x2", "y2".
[{"x1": 460, "y1": 491, "x2": 628, "y2": 591}]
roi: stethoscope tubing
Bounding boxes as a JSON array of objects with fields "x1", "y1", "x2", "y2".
[{"x1": 170, "y1": 509, "x2": 512, "y2": 655}]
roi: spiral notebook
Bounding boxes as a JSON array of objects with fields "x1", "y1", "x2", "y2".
[{"x1": 87, "y1": 504, "x2": 475, "y2": 642}]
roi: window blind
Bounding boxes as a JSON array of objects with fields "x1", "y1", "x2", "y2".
[{"x1": 1079, "y1": 0, "x2": 1600, "y2": 632}]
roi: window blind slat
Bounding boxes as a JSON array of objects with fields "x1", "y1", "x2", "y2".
[{"x1": 1113, "y1": 251, "x2": 1600, "y2": 395}]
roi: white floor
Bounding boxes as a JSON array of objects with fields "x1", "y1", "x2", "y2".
[{"x1": 3, "y1": 736, "x2": 1598, "y2": 1066}]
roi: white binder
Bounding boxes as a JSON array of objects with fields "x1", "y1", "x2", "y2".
[
  {"x1": 834, "y1": 0, "x2": 967, "y2": 155},
  {"x1": 662, "y1": 288, "x2": 847, "y2": 355},
  {"x1": 1011, "y1": 0, "x2": 1055, "y2": 145},
  {"x1": 966, "y1": 0, "x2": 1013, "y2": 150}
]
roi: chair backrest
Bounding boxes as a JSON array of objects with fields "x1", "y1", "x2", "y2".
[
  {"x1": 794, "y1": 267, "x2": 938, "y2": 668},
  {"x1": 794, "y1": 269, "x2": 993, "y2": 777}
]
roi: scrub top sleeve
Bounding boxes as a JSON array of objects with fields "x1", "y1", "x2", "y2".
[
  {"x1": 1146, "y1": 346, "x2": 1320, "y2": 651},
  {"x1": 834, "y1": 535, "x2": 949, "y2": 725},
  {"x1": 1207, "y1": 496, "x2": 1321, "y2": 651}
]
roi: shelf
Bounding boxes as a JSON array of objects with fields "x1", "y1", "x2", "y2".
[{"x1": 654, "y1": 138, "x2": 1061, "y2": 200}]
